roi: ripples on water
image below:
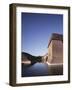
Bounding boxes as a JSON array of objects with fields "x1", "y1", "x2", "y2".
[{"x1": 21, "y1": 63, "x2": 63, "y2": 77}]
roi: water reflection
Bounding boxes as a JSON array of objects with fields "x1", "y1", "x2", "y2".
[{"x1": 22, "y1": 62, "x2": 63, "y2": 77}]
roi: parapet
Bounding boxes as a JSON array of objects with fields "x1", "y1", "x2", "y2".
[{"x1": 48, "y1": 33, "x2": 63, "y2": 47}]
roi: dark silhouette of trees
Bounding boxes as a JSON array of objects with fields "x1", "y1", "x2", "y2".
[{"x1": 22, "y1": 52, "x2": 42, "y2": 65}]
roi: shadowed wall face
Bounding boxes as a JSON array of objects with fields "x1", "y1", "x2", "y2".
[{"x1": 48, "y1": 41, "x2": 53, "y2": 63}]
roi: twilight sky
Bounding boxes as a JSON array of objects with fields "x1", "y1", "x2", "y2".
[{"x1": 21, "y1": 13, "x2": 63, "y2": 56}]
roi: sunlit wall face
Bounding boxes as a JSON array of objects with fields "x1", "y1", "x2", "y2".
[{"x1": 21, "y1": 13, "x2": 63, "y2": 56}]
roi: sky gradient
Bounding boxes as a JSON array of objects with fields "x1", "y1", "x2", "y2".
[{"x1": 21, "y1": 13, "x2": 63, "y2": 56}]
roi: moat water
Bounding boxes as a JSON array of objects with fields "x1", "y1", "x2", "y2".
[{"x1": 21, "y1": 62, "x2": 63, "y2": 77}]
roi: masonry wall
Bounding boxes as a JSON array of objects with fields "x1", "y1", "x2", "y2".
[
  {"x1": 52, "y1": 40, "x2": 63, "y2": 64},
  {"x1": 48, "y1": 40, "x2": 63, "y2": 64},
  {"x1": 48, "y1": 41, "x2": 53, "y2": 63},
  {"x1": 42, "y1": 53, "x2": 48, "y2": 63}
]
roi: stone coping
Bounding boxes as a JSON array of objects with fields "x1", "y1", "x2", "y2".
[{"x1": 48, "y1": 33, "x2": 63, "y2": 47}]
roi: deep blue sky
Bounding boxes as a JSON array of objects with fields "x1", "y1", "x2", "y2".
[{"x1": 21, "y1": 13, "x2": 63, "y2": 56}]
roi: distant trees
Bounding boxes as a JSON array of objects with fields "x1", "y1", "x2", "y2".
[
  {"x1": 22, "y1": 52, "x2": 42, "y2": 65},
  {"x1": 30, "y1": 56, "x2": 42, "y2": 65}
]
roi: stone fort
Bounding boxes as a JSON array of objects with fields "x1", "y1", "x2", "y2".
[{"x1": 42, "y1": 33, "x2": 63, "y2": 64}]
